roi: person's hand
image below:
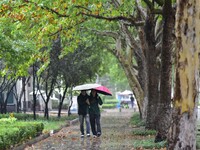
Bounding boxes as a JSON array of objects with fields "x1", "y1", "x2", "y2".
[{"x1": 86, "y1": 99, "x2": 90, "y2": 105}]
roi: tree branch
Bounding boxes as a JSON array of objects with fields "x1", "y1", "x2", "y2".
[
  {"x1": 74, "y1": 5, "x2": 92, "y2": 13},
  {"x1": 24, "y1": 0, "x2": 69, "y2": 17},
  {"x1": 136, "y1": 0, "x2": 147, "y2": 19},
  {"x1": 81, "y1": 12, "x2": 144, "y2": 26},
  {"x1": 89, "y1": 29, "x2": 119, "y2": 39}
]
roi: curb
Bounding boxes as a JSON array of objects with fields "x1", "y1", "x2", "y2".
[
  {"x1": 70, "y1": 118, "x2": 79, "y2": 125},
  {"x1": 12, "y1": 118, "x2": 79, "y2": 150}
]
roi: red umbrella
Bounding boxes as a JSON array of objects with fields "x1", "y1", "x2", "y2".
[{"x1": 94, "y1": 86, "x2": 112, "y2": 96}]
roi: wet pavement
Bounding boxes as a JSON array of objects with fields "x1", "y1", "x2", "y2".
[{"x1": 23, "y1": 108, "x2": 136, "y2": 150}]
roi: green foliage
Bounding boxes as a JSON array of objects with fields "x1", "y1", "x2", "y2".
[
  {"x1": 0, "y1": 0, "x2": 135, "y2": 85},
  {"x1": 106, "y1": 54, "x2": 130, "y2": 91},
  {"x1": 0, "y1": 117, "x2": 17, "y2": 123},
  {"x1": 0, "y1": 17, "x2": 36, "y2": 78},
  {"x1": 0, "y1": 113, "x2": 39, "y2": 120}
]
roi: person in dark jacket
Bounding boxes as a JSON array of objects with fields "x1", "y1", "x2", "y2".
[
  {"x1": 130, "y1": 95, "x2": 135, "y2": 108},
  {"x1": 89, "y1": 89, "x2": 103, "y2": 138},
  {"x1": 77, "y1": 90, "x2": 90, "y2": 138}
]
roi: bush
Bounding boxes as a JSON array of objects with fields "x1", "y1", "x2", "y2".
[
  {"x1": 0, "y1": 113, "x2": 77, "y2": 149},
  {"x1": 0, "y1": 113, "x2": 39, "y2": 120},
  {"x1": 0, "y1": 120, "x2": 43, "y2": 150}
]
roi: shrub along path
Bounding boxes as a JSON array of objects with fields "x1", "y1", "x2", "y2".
[{"x1": 22, "y1": 109, "x2": 154, "y2": 150}]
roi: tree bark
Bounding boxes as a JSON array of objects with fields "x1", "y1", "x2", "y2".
[
  {"x1": 168, "y1": 0, "x2": 200, "y2": 149},
  {"x1": 145, "y1": 12, "x2": 160, "y2": 130},
  {"x1": 155, "y1": 0, "x2": 175, "y2": 142}
]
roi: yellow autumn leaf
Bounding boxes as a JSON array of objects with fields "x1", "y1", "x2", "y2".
[
  {"x1": 96, "y1": 2, "x2": 102, "y2": 8},
  {"x1": 63, "y1": 3, "x2": 67, "y2": 8}
]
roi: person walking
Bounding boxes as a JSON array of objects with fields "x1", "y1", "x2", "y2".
[
  {"x1": 130, "y1": 95, "x2": 135, "y2": 108},
  {"x1": 89, "y1": 89, "x2": 103, "y2": 138},
  {"x1": 77, "y1": 90, "x2": 90, "y2": 138}
]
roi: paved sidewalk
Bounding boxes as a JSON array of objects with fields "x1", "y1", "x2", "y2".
[{"x1": 23, "y1": 108, "x2": 136, "y2": 150}]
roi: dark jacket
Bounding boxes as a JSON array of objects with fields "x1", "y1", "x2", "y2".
[
  {"x1": 89, "y1": 94, "x2": 103, "y2": 115},
  {"x1": 77, "y1": 93, "x2": 89, "y2": 115}
]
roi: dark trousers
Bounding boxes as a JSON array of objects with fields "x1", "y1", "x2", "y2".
[{"x1": 89, "y1": 114, "x2": 101, "y2": 136}]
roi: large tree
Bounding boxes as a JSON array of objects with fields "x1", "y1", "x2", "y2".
[{"x1": 168, "y1": 0, "x2": 200, "y2": 149}]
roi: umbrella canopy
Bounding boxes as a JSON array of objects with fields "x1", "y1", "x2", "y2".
[
  {"x1": 120, "y1": 90, "x2": 133, "y2": 95},
  {"x1": 94, "y1": 86, "x2": 112, "y2": 96},
  {"x1": 73, "y1": 83, "x2": 101, "y2": 91}
]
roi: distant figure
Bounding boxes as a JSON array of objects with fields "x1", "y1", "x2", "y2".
[{"x1": 130, "y1": 95, "x2": 135, "y2": 108}]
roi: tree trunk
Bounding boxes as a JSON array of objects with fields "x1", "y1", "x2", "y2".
[
  {"x1": 168, "y1": 0, "x2": 200, "y2": 149},
  {"x1": 58, "y1": 86, "x2": 68, "y2": 118},
  {"x1": 155, "y1": 0, "x2": 175, "y2": 142},
  {"x1": 44, "y1": 102, "x2": 49, "y2": 120},
  {"x1": 145, "y1": 12, "x2": 160, "y2": 130},
  {"x1": 112, "y1": 46, "x2": 144, "y2": 118},
  {"x1": 32, "y1": 64, "x2": 37, "y2": 120},
  {"x1": 137, "y1": 28, "x2": 149, "y2": 121}
]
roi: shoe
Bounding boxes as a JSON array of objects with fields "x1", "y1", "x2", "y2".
[
  {"x1": 97, "y1": 132, "x2": 101, "y2": 137},
  {"x1": 81, "y1": 135, "x2": 84, "y2": 138},
  {"x1": 93, "y1": 135, "x2": 97, "y2": 138},
  {"x1": 87, "y1": 134, "x2": 90, "y2": 137}
]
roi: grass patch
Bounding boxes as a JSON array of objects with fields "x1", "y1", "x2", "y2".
[
  {"x1": 41, "y1": 120, "x2": 69, "y2": 133},
  {"x1": 133, "y1": 138, "x2": 167, "y2": 149},
  {"x1": 34, "y1": 115, "x2": 78, "y2": 133},
  {"x1": 197, "y1": 121, "x2": 200, "y2": 149},
  {"x1": 130, "y1": 113, "x2": 145, "y2": 127},
  {"x1": 133, "y1": 129, "x2": 156, "y2": 136},
  {"x1": 130, "y1": 113, "x2": 166, "y2": 149}
]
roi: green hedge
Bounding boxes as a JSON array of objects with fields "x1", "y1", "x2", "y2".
[
  {"x1": 0, "y1": 121, "x2": 43, "y2": 150},
  {"x1": 102, "y1": 99, "x2": 118, "y2": 109},
  {"x1": 0, "y1": 113, "x2": 39, "y2": 120},
  {"x1": 104, "y1": 99, "x2": 119, "y2": 104},
  {"x1": 102, "y1": 104, "x2": 116, "y2": 109}
]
